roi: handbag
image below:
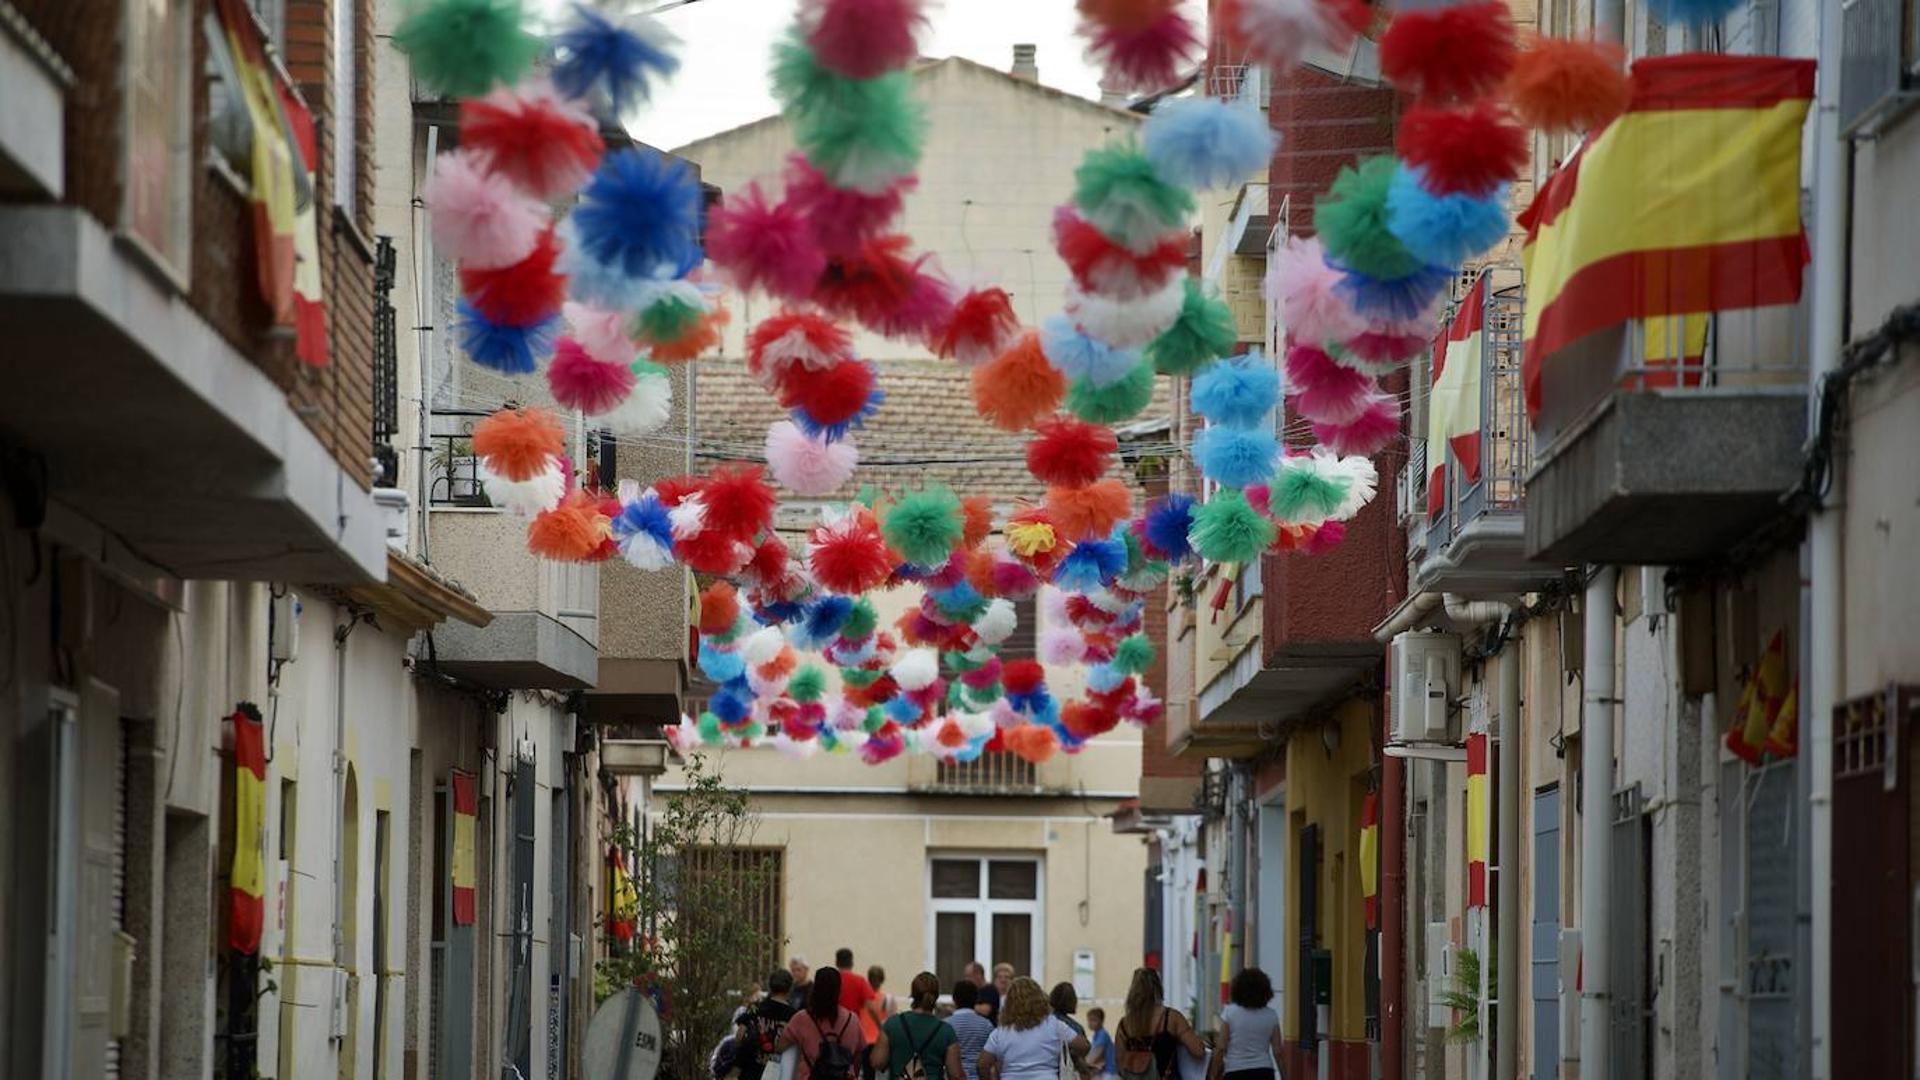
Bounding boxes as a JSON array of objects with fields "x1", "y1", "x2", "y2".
[{"x1": 1058, "y1": 1026, "x2": 1080, "y2": 1080}]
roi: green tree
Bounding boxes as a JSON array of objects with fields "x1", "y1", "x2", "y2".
[{"x1": 598, "y1": 755, "x2": 784, "y2": 1080}]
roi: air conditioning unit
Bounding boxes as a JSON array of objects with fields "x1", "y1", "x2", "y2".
[{"x1": 1391, "y1": 631, "x2": 1460, "y2": 745}]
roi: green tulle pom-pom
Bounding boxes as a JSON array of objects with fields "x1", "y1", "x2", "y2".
[
  {"x1": 1271, "y1": 462, "x2": 1352, "y2": 526},
  {"x1": 634, "y1": 294, "x2": 705, "y2": 343},
  {"x1": 789, "y1": 665, "x2": 826, "y2": 704},
  {"x1": 1113, "y1": 633, "x2": 1156, "y2": 675},
  {"x1": 842, "y1": 667, "x2": 882, "y2": 690},
  {"x1": 1148, "y1": 281, "x2": 1238, "y2": 376},
  {"x1": 773, "y1": 35, "x2": 923, "y2": 189},
  {"x1": 944, "y1": 649, "x2": 986, "y2": 675},
  {"x1": 861, "y1": 707, "x2": 888, "y2": 733},
  {"x1": 696, "y1": 711, "x2": 725, "y2": 746},
  {"x1": 1074, "y1": 143, "x2": 1195, "y2": 246},
  {"x1": 1190, "y1": 490, "x2": 1276, "y2": 564},
  {"x1": 1315, "y1": 156, "x2": 1423, "y2": 282},
  {"x1": 393, "y1": 0, "x2": 542, "y2": 100},
  {"x1": 1066, "y1": 362, "x2": 1156, "y2": 424},
  {"x1": 841, "y1": 598, "x2": 878, "y2": 642},
  {"x1": 882, "y1": 484, "x2": 965, "y2": 568},
  {"x1": 963, "y1": 682, "x2": 1001, "y2": 708}
]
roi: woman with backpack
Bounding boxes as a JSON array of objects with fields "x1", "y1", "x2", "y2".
[
  {"x1": 1206, "y1": 969, "x2": 1283, "y2": 1080},
  {"x1": 976, "y1": 978, "x2": 1090, "y2": 1080},
  {"x1": 872, "y1": 972, "x2": 963, "y2": 1080},
  {"x1": 779, "y1": 967, "x2": 868, "y2": 1080},
  {"x1": 1112, "y1": 969, "x2": 1206, "y2": 1080}
]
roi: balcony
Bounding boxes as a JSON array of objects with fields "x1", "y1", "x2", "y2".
[
  {"x1": 425, "y1": 505, "x2": 599, "y2": 688},
  {"x1": 0, "y1": 13, "x2": 66, "y2": 198},
  {"x1": 1523, "y1": 304, "x2": 1808, "y2": 565},
  {"x1": 1411, "y1": 276, "x2": 1560, "y2": 598}
]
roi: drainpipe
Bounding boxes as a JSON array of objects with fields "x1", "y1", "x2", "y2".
[
  {"x1": 1806, "y1": 1, "x2": 1847, "y2": 1073},
  {"x1": 1495, "y1": 624, "x2": 1521, "y2": 1080},
  {"x1": 1381, "y1": 670, "x2": 1405, "y2": 1080},
  {"x1": 416, "y1": 123, "x2": 438, "y2": 562},
  {"x1": 1577, "y1": 568, "x2": 1618, "y2": 1078}
]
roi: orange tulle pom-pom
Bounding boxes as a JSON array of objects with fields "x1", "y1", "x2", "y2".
[
  {"x1": 527, "y1": 492, "x2": 608, "y2": 562},
  {"x1": 757, "y1": 646, "x2": 799, "y2": 682},
  {"x1": 1505, "y1": 34, "x2": 1631, "y2": 133},
  {"x1": 936, "y1": 718, "x2": 969, "y2": 749},
  {"x1": 644, "y1": 306, "x2": 730, "y2": 363},
  {"x1": 1046, "y1": 479, "x2": 1133, "y2": 542},
  {"x1": 972, "y1": 331, "x2": 1067, "y2": 432},
  {"x1": 699, "y1": 581, "x2": 740, "y2": 635},
  {"x1": 1004, "y1": 723, "x2": 1060, "y2": 764},
  {"x1": 472, "y1": 407, "x2": 566, "y2": 481},
  {"x1": 961, "y1": 496, "x2": 995, "y2": 550}
]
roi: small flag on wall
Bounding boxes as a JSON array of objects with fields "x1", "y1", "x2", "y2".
[
  {"x1": 1359, "y1": 791, "x2": 1380, "y2": 930},
  {"x1": 451, "y1": 769, "x2": 478, "y2": 926},
  {"x1": 229, "y1": 703, "x2": 268, "y2": 954},
  {"x1": 1466, "y1": 731, "x2": 1489, "y2": 909}
]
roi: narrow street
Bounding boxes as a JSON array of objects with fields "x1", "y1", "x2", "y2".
[{"x1": 0, "y1": 0, "x2": 1913, "y2": 1078}]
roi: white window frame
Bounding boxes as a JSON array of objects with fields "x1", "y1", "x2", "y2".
[
  {"x1": 332, "y1": 0, "x2": 358, "y2": 215},
  {"x1": 925, "y1": 853, "x2": 1047, "y2": 984},
  {"x1": 121, "y1": 0, "x2": 194, "y2": 282}
]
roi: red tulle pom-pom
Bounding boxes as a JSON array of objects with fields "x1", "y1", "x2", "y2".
[
  {"x1": 652, "y1": 474, "x2": 704, "y2": 507},
  {"x1": 459, "y1": 226, "x2": 565, "y2": 327},
  {"x1": 1002, "y1": 659, "x2": 1046, "y2": 697},
  {"x1": 748, "y1": 311, "x2": 853, "y2": 387},
  {"x1": 745, "y1": 535, "x2": 791, "y2": 589},
  {"x1": 1077, "y1": 0, "x2": 1177, "y2": 32},
  {"x1": 1379, "y1": 1, "x2": 1517, "y2": 103},
  {"x1": 1083, "y1": 6, "x2": 1201, "y2": 93},
  {"x1": 698, "y1": 465, "x2": 777, "y2": 542},
  {"x1": 1046, "y1": 479, "x2": 1133, "y2": 542},
  {"x1": 778, "y1": 357, "x2": 877, "y2": 430},
  {"x1": 933, "y1": 287, "x2": 1022, "y2": 367},
  {"x1": 1505, "y1": 34, "x2": 1631, "y2": 133},
  {"x1": 809, "y1": 510, "x2": 897, "y2": 595},
  {"x1": 705, "y1": 182, "x2": 827, "y2": 303},
  {"x1": 1311, "y1": 393, "x2": 1400, "y2": 456},
  {"x1": 1027, "y1": 416, "x2": 1119, "y2": 488},
  {"x1": 814, "y1": 235, "x2": 919, "y2": 325},
  {"x1": 1054, "y1": 207, "x2": 1187, "y2": 295},
  {"x1": 867, "y1": 259, "x2": 956, "y2": 342},
  {"x1": 802, "y1": 0, "x2": 928, "y2": 78},
  {"x1": 547, "y1": 337, "x2": 637, "y2": 416},
  {"x1": 1397, "y1": 101, "x2": 1528, "y2": 197},
  {"x1": 473, "y1": 407, "x2": 566, "y2": 481},
  {"x1": 1341, "y1": 328, "x2": 1431, "y2": 366},
  {"x1": 1063, "y1": 700, "x2": 1121, "y2": 740},
  {"x1": 699, "y1": 581, "x2": 740, "y2": 635},
  {"x1": 785, "y1": 156, "x2": 915, "y2": 255},
  {"x1": 676, "y1": 529, "x2": 754, "y2": 576},
  {"x1": 459, "y1": 82, "x2": 603, "y2": 199},
  {"x1": 973, "y1": 332, "x2": 1068, "y2": 432}
]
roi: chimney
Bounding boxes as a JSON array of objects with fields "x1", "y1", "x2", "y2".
[{"x1": 1011, "y1": 43, "x2": 1038, "y2": 82}]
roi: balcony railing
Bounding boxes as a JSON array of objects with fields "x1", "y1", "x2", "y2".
[
  {"x1": 1425, "y1": 280, "x2": 1529, "y2": 561},
  {"x1": 930, "y1": 752, "x2": 1040, "y2": 794}
]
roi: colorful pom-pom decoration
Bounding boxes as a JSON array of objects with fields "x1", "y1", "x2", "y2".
[
  {"x1": 551, "y1": 2, "x2": 681, "y2": 113},
  {"x1": 1066, "y1": 280, "x2": 1187, "y2": 349},
  {"x1": 1192, "y1": 353, "x2": 1281, "y2": 428},
  {"x1": 1266, "y1": 236, "x2": 1366, "y2": 347},
  {"x1": 1043, "y1": 314, "x2": 1151, "y2": 386},
  {"x1": 802, "y1": 0, "x2": 927, "y2": 79},
  {"x1": 882, "y1": 485, "x2": 965, "y2": 568},
  {"x1": 1073, "y1": 143, "x2": 1196, "y2": 252},
  {"x1": 548, "y1": 337, "x2": 638, "y2": 415},
  {"x1": 458, "y1": 226, "x2": 566, "y2": 328},
  {"x1": 1054, "y1": 207, "x2": 1187, "y2": 299},
  {"x1": 393, "y1": 0, "x2": 543, "y2": 100},
  {"x1": 1193, "y1": 426, "x2": 1279, "y2": 489},
  {"x1": 1505, "y1": 34, "x2": 1631, "y2": 134},
  {"x1": 459, "y1": 79, "x2": 603, "y2": 200},
  {"x1": 573, "y1": 148, "x2": 705, "y2": 279},
  {"x1": 766, "y1": 420, "x2": 858, "y2": 497},
  {"x1": 1315, "y1": 156, "x2": 1423, "y2": 282},
  {"x1": 1147, "y1": 280, "x2": 1237, "y2": 376},
  {"x1": 705, "y1": 183, "x2": 827, "y2": 302},
  {"x1": 934, "y1": 287, "x2": 1022, "y2": 367},
  {"x1": 1396, "y1": 102, "x2": 1528, "y2": 199},
  {"x1": 1379, "y1": 1, "x2": 1518, "y2": 103},
  {"x1": 1189, "y1": 489, "x2": 1276, "y2": 564},
  {"x1": 454, "y1": 300, "x2": 558, "y2": 375},
  {"x1": 425, "y1": 149, "x2": 546, "y2": 271},
  {"x1": 1047, "y1": 479, "x2": 1134, "y2": 542},
  {"x1": 783, "y1": 358, "x2": 883, "y2": 442},
  {"x1": 1082, "y1": 4, "x2": 1202, "y2": 93},
  {"x1": 1386, "y1": 167, "x2": 1512, "y2": 269},
  {"x1": 1311, "y1": 392, "x2": 1400, "y2": 457},
  {"x1": 1065, "y1": 362, "x2": 1157, "y2": 425},
  {"x1": 1027, "y1": 416, "x2": 1119, "y2": 489},
  {"x1": 1140, "y1": 493, "x2": 1196, "y2": 563},
  {"x1": 973, "y1": 332, "x2": 1069, "y2": 432},
  {"x1": 1142, "y1": 97, "x2": 1277, "y2": 190}
]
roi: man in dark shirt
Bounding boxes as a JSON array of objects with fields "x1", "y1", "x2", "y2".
[
  {"x1": 736, "y1": 969, "x2": 798, "y2": 1080},
  {"x1": 964, "y1": 962, "x2": 998, "y2": 1025}
]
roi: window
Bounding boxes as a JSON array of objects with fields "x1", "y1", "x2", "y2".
[
  {"x1": 125, "y1": 0, "x2": 193, "y2": 272},
  {"x1": 927, "y1": 855, "x2": 1043, "y2": 987},
  {"x1": 680, "y1": 846, "x2": 785, "y2": 988}
]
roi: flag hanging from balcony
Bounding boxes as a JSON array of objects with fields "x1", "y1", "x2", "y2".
[
  {"x1": 1359, "y1": 790, "x2": 1380, "y2": 930},
  {"x1": 610, "y1": 846, "x2": 639, "y2": 943},
  {"x1": 1465, "y1": 730, "x2": 1489, "y2": 909},
  {"x1": 1726, "y1": 628, "x2": 1790, "y2": 765},
  {"x1": 229, "y1": 703, "x2": 267, "y2": 954},
  {"x1": 451, "y1": 768, "x2": 478, "y2": 926},
  {"x1": 1427, "y1": 272, "x2": 1487, "y2": 519},
  {"x1": 1519, "y1": 54, "x2": 1815, "y2": 418}
]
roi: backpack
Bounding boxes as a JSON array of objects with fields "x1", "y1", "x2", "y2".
[
  {"x1": 810, "y1": 1014, "x2": 857, "y2": 1080},
  {"x1": 711, "y1": 1033, "x2": 743, "y2": 1080},
  {"x1": 894, "y1": 1015, "x2": 936, "y2": 1080}
]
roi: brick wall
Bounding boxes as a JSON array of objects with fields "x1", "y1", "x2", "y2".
[
  {"x1": 1265, "y1": 67, "x2": 1397, "y2": 236},
  {"x1": 14, "y1": 0, "x2": 376, "y2": 491}
]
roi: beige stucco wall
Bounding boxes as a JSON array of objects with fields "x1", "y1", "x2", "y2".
[{"x1": 599, "y1": 364, "x2": 696, "y2": 664}]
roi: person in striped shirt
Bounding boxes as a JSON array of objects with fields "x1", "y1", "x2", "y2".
[{"x1": 946, "y1": 980, "x2": 995, "y2": 1080}]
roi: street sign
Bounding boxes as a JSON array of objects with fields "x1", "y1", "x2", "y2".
[{"x1": 583, "y1": 989, "x2": 664, "y2": 1080}]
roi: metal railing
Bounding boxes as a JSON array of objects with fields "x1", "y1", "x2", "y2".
[
  {"x1": 1422, "y1": 278, "x2": 1531, "y2": 559},
  {"x1": 931, "y1": 752, "x2": 1039, "y2": 793},
  {"x1": 427, "y1": 430, "x2": 490, "y2": 508}
]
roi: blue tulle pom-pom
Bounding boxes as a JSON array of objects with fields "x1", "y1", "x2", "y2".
[
  {"x1": 698, "y1": 638, "x2": 746, "y2": 683},
  {"x1": 709, "y1": 682, "x2": 751, "y2": 725},
  {"x1": 1143, "y1": 98, "x2": 1278, "y2": 190},
  {"x1": 573, "y1": 148, "x2": 704, "y2": 280},
  {"x1": 1053, "y1": 535, "x2": 1128, "y2": 591},
  {"x1": 455, "y1": 299, "x2": 557, "y2": 374},
  {"x1": 612, "y1": 495, "x2": 672, "y2": 547},
  {"x1": 557, "y1": 218, "x2": 654, "y2": 310},
  {"x1": 1645, "y1": 0, "x2": 1742, "y2": 24},
  {"x1": 1192, "y1": 426, "x2": 1279, "y2": 489},
  {"x1": 1191, "y1": 352, "x2": 1281, "y2": 428},
  {"x1": 551, "y1": 3, "x2": 681, "y2": 114},
  {"x1": 1042, "y1": 314, "x2": 1145, "y2": 388},
  {"x1": 1387, "y1": 167, "x2": 1511, "y2": 269},
  {"x1": 1087, "y1": 663, "x2": 1127, "y2": 694},
  {"x1": 792, "y1": 387, "x2": 884, "y2": 443},
  {"x1": 802, "y1": 595, "x2": 855, "y2": 646},
  {"x1": 884, "y1": 695, "x2": 921, "y2": 725},
  {"x1": 1142, "y1": 493, "x2": 1197, "y2": 563},
  {"x1": 1334, "y1": 262, "x2": 1455, "y2": 322}
]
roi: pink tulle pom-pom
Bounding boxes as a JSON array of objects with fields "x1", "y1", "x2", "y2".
[
  {"x1": 564, "y1": 301, "x2": 636, "y2": 366},
  {"x1": 989, "y1": 557, "x2": 1041, "y2": 598},
  {"x1": 882, "y1": 261, "x2": 959, "y2": 342},
  {"x1": 785, "y1": 156, "x2": 916, "y2": 256},
  {"x1": 1267, "y1": 235, "x2": 1366, "y2": 346},
  {"x1": 802, "y1": 0, "x2": 927, "y2": 78},
  {"x1": 748, "y1": 311, "x2": 853, "y2": 387},
  {"x1": 423, "y1": 148, "x2": 546, "y2": 270},
  {"x1": 933, "y1": 287, "x2": 1022, "y2": 367},
  {"x1": 1245, "y1": 483, "x2": 1272, "y2": 517},
  {"x1": 1311, "y1": 392, "x2": 1399, "y2": 456},
  {"x1": 1040, "y1": 627, "x2": 1088, "y2": 665},
  {"x1": 1286, "y1": 343, "x2": 1376, "y2": 425},
  {"x1": 765, "y1": 419, "x2": 858, "y2": 496},
  {"x1": 861, "y1": 731, "x2": 906, "y2": 765},
  {"x1": 705, "y1": 182, "x2": 827, "y2": 302},
  {"x1": 1084, "y1": 6, "x2": 1202, "y2": 93},
  {"x1": 459, "y1": 79, "x2": 604, "y2": 200},
  {"x1": 1306, "y1": 518, "x2": 1347, "y2": 554},
  {"x1": 547, "y1": 338, "x2": 637, "y2": 416},
  {"x1": 1340, "y1": 328, "x2": 1431, "y2": 370}
]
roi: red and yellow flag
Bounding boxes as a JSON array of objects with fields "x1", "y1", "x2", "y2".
[
  {"x1": 451, "y1": 769, "x2": 478, "y2": 926},
  {"x1": 1428, "y1": 273, "x2": 1487, "y2": 519},
  {"x1": 610, "y1": 846, "x2": 639, "y2": 943},
  {"x1": 1359, "y1": 791, "x2": 1380, "y2": 930},
  {"x1": 1727, "y1": 629, "x2": 1790, "y2": 764},
  {"x1": 1519, "y1": 54, "x2": 1814, "y2": 417},
  {"x1": 1466, "y1": 731, "x2": 1489, "y2": 910},
  {"x1": 229, "y1": 704, "x2": 267, "y2": 954}
]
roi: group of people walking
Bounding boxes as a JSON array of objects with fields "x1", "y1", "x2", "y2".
[{"x1": 722, "y1": 954, "x2": 1286, "y2": 1080}]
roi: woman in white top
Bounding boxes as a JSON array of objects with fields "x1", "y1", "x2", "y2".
[
  {"x1": 1207, "y1": 968, "x2": 1284, "y2": 1080},
  {"x1": 978, "y1": 978, "x2": 1091, "y2": 1080}
]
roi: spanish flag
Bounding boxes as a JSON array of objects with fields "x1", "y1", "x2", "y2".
[
  {"x1": 1519, "y1": 54, "x2": 1814, "y2": 417},
  {"x1": 610, "y1": 846, "x2": 639, "y2": 943},
  {"x1": 1358, "y1": 791, "x2": 1380, "y2": 930},
  {"x1": 1727, "y1": 629, "x2": 1790, "y2": 765},
  {"x1": 1427, "y1": 272, "x2": 1487, "y2": 519},
  {"x1": 1465, "y1": 731, "x2": 1489, "y2": 910},
  {"x1": 451, "y1": 769, "x2": 478, "y2": 926},
  {"x1": 229, "y1": 704, "x2": 267, "y2": 954}
]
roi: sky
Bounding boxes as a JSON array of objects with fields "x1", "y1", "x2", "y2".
[{"x1": 549, "y1": 0, "x2": 1145, "y2": 151}]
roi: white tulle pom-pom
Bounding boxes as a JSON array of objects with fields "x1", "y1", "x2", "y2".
[
  {"x1": 479, "y1": 459, "x2": 565, "y2": 517},
  {"x1": 1066, "y1": 278, "x2": 1186, "y2": 348},
  {"x1": 890, "y1": 648, "x2": 940, "y2": 692},
  {"x1": 973, "y1": 598, "x2": 1018, "y2": 645}
]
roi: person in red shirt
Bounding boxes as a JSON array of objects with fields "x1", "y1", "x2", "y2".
[{"x1": 835, "y1": 947, "x2": 884, "y2": 1044}]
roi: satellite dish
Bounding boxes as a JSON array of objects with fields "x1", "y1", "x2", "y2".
[{"x1": 584, "y1": 989, "x2": 665, "y2": 1080}]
